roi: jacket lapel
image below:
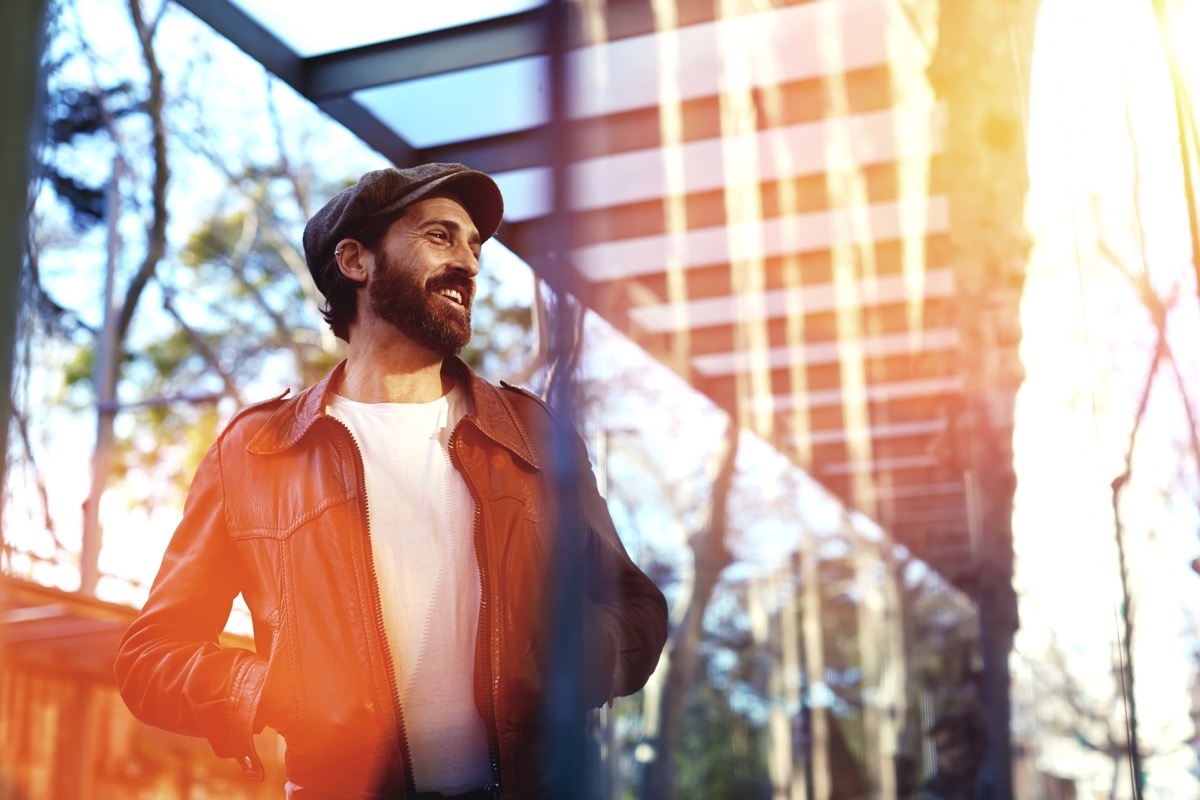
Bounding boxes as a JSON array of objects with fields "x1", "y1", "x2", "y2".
[
  {"x1": 245, "y1": 364, "x2": 344, "y2": 456},
  {"x1": 451, "y1": 358, "x2": 542, "y2": 471}
]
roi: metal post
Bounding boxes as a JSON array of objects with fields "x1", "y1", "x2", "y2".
[
  {"x1": 0, "y1": 0, "x2": 49, "y2": 537},
  {"x1": 542, "y1": 0, "x2": 590, "y2": 796}
]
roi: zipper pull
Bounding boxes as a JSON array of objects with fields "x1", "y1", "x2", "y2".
[{"x1": 486, "y1": 782, "x2": 505, "y2": 800}]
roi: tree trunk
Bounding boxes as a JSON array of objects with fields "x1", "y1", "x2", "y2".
[
  {"x1": 800, "y1": 540, "x2": 830, "y2": 800},
  {"x1": 78, "y1": 0, "x2": 169, "y2": 595},
  {"x1": 640, "y1": 419, "x2": 739, "y2": 800},
  {"x1": 756, "y1": 569, "x2": 803, "y2": 800},
  {"x1": 928, "y1": 2, "x2": 1040, "y2": 796},
  {"x1": 855, "y1": 532, "x2": 894, "y2": 800},
  {"x1": 80, "y1": 159, "x2": 122, "y2": 595}
]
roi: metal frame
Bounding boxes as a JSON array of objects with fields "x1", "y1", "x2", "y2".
[{"x1": 173, "y1": 0, "x2": 980, "y2": 588}]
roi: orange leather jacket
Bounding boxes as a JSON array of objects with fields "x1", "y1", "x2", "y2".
[{"x1": 115, "y1": 359, "x2": 668, "y2": 799}]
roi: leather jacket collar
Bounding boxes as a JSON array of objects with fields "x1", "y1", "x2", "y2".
[{"x1": 244, "y1": 357, "x2": 541, "y2": 471}]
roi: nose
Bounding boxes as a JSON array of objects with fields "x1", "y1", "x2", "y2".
[{"x1": 451, "y1": 240, "x2": 480, "y2": 277}]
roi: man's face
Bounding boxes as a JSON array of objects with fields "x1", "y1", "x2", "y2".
[{"x1": 366, "y1": 195, "x2": 481, "y2": 357}]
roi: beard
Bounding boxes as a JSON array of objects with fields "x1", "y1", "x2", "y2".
[{"x1": 367, "y1": 250, "x2": 474, "y2": 357}]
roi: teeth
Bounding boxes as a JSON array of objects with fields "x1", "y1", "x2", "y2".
[{"x1": 437, "y1": 288, "x2": 463, "y2": 305}]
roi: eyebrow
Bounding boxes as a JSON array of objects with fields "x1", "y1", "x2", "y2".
[{"x1": 419, "y1": 218, "x2": 482, "y2": 246}]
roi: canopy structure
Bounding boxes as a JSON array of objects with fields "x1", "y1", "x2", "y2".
[{"x1": 176, "y1": 0, "x2": 991, "y2": 590}]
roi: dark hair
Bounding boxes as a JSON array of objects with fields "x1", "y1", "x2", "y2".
[{"x1": 319, "y1": 213, "x2": 397, "y2": 342}]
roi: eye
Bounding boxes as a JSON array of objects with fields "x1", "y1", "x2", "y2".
[{"x1": 428, "y1": 230, "x2": 449, "y2": 243}]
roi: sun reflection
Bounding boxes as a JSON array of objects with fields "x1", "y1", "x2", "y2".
[
  {"x1": 1015, "y1": 0, "x2": 1200, "y2": 791},
  {"x1": 652, "y1": 0, "x2": 694, "y2": 378},
  {"x1": 716, "y1": 0, "x2": 774, "y2": 442},
  {"x1": 816, "y1": 0, "x2": 876, "y2": 524}
]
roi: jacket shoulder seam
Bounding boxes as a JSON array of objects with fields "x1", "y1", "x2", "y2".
[
  {"x1": 216, "y1": 389, "x2": 291, "y2": 445},
  {"x1": 490, "y1": 381, "x2": 544, "y2": 469},
  {"x1": 499, "y1": 381, "x2": 553, "y2": 418}
]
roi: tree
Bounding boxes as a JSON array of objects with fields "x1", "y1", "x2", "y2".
[
  {"x1": 24, "y1": 0, "x2": 175, "y2": 594},
  {"x1": 12, "y1": 0, "x2": 375, "y2": 592},
  {"x1": 1011, "y1": 2, "x2": 1200, "y2": 792},
  {"x1": 639, "y1": 416, "x2": 740, "y2": 800},
  {"x1": 928, "y1": 2, "x2": 1041, "y2": 795}
]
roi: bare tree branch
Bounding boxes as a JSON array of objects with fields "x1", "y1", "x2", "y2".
[
  {"x1": 266, "y1": 78, "x2": 311, "y2": 221},
  {"x1": 7, "y1": 407, "x2": 66, "y2": 557},
  {"x1": 115, "y1": 0, "x2": 170, "y2": 341},
  {"x1": 97, "y1": 391, "x2": 224, "y2": 413},
  {"x1": 641, "y1": 416, "x2": 739, "y2": 800},
  {"x1": 158, "y1": 283, "x2": 243, "y2": 406}
]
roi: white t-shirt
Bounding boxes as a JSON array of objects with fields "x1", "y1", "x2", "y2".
[{"x1": 328, "y1": 384, "x2": 490, "y2": 794}]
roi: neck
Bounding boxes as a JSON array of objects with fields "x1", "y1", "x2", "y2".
[{"x1": 338, "y1": 325, "x2": 453, "y2": 404}]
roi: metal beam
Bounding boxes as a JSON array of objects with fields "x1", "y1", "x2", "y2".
[
  {"x1": 173, "y1": 0, "x2": 303, "y2": 88},
  {"x1": 173, "y1": 0, "x2": 421, "y2": 164},
  {"x1": 304, "y1": 9, "x2": 547, "y2": 99},
  {"x1": 316, "y1": 97, "x2": 421, "y2": 166},
  {"x1": 419, "y1": 129, "x2": 551, "y2": 177}
]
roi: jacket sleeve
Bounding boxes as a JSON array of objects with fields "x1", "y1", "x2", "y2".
[
  {"x1": 113, "y1": 437, "x2": 268, "y2": 779},
  {"x1": 566, "y1": 422, "x2": 669, "y2": 705},
  {"x1": 500, "y1": 384, "x2": 669, "y2": 706}
]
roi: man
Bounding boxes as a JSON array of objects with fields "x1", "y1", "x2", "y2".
[{"x1": 115, "y1": 163, "x2": 669, "y2": 800}]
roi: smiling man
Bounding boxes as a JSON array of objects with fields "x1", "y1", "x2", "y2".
[{"x1": 115, "y1": 164, "x2": 668, "y2": 800}]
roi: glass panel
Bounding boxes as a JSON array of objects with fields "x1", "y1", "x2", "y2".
[
  {"x1": 353, "y1": 56, "x2": 546, "y2": 148},
  {"x1": 230, "y1": 0, "x2": 545, "y2": 57}
]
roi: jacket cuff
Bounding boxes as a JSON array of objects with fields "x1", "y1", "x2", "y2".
[{"x1": 230, "y1": 657, "x2": 268, "y2": 781}]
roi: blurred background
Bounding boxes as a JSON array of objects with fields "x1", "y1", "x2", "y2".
[{"x1": 3, "y1": 0, "x2": 1200, "y2": 797}]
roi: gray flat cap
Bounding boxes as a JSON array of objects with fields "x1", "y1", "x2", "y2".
[{"x1": 303, "y1": 163, "x2": 504, "y2": 290}]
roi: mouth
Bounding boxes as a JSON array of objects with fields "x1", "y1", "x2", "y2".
[
  {"x1": 435, "y1": 287, "x2": 465, "y2": 306},
  {"x1": 428, "y1": 276, "x2": 474, "y2": 312}
]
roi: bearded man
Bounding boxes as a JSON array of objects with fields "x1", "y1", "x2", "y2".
[{"x1": 115, "y1": 164, "x2": 668, "y2": 800}]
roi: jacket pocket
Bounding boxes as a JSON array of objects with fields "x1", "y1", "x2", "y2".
[
  {"x1": 253, "y1": 613, "x2": 301, "y2": 739},
  {"x1": 223, "y1": 444, "x2": 356, "y2": 541},
  {"x1": 226, "y1": 489, "x2": 355, "y2": 541}
]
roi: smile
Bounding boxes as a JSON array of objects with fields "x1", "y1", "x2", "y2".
[{"x1": 435, "y1": 287, "x2": 465, "y2": 306}]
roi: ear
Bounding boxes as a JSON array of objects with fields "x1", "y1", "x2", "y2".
[{"x1": 335, "y1": 238, "x2": 369, "y2": 282}]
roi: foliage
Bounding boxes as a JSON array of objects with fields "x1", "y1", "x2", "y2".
[
  {"x1": 460, "y1": 264, "x2": 533, "y2": 380},
  {"x1": 674, "y1": 659, "x2": 771, "y2": 799},
  {"x1": 10, "y1": 0, "x2": 534, "y2": 589}
]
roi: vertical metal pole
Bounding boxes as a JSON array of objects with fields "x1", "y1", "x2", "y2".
[
  {"x1": 596, "y1": 431, "x2": 622, "y2": 800},
  {"x1": 542, "y1": 0, "x2": 589, "y2": 796},
  {"x1": 0, "y1": 0, "x2": 49, "y2": 536}
]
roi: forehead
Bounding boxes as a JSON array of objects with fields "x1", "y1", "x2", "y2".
[{"x1": 400, "y1": 194, "x2": 478, "y2": 233}]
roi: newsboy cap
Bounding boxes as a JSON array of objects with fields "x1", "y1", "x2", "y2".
[{"x1": 303, "y1": 163, "x2": 504, "y2": 293}]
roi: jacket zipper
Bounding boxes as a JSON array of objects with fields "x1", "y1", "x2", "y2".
[
  {"x1": 449, "y1": 424, "x2": 505, "y2": 799},
  {"x1": 330, "y1": 417, "x2": 417, "y2": 796}
]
